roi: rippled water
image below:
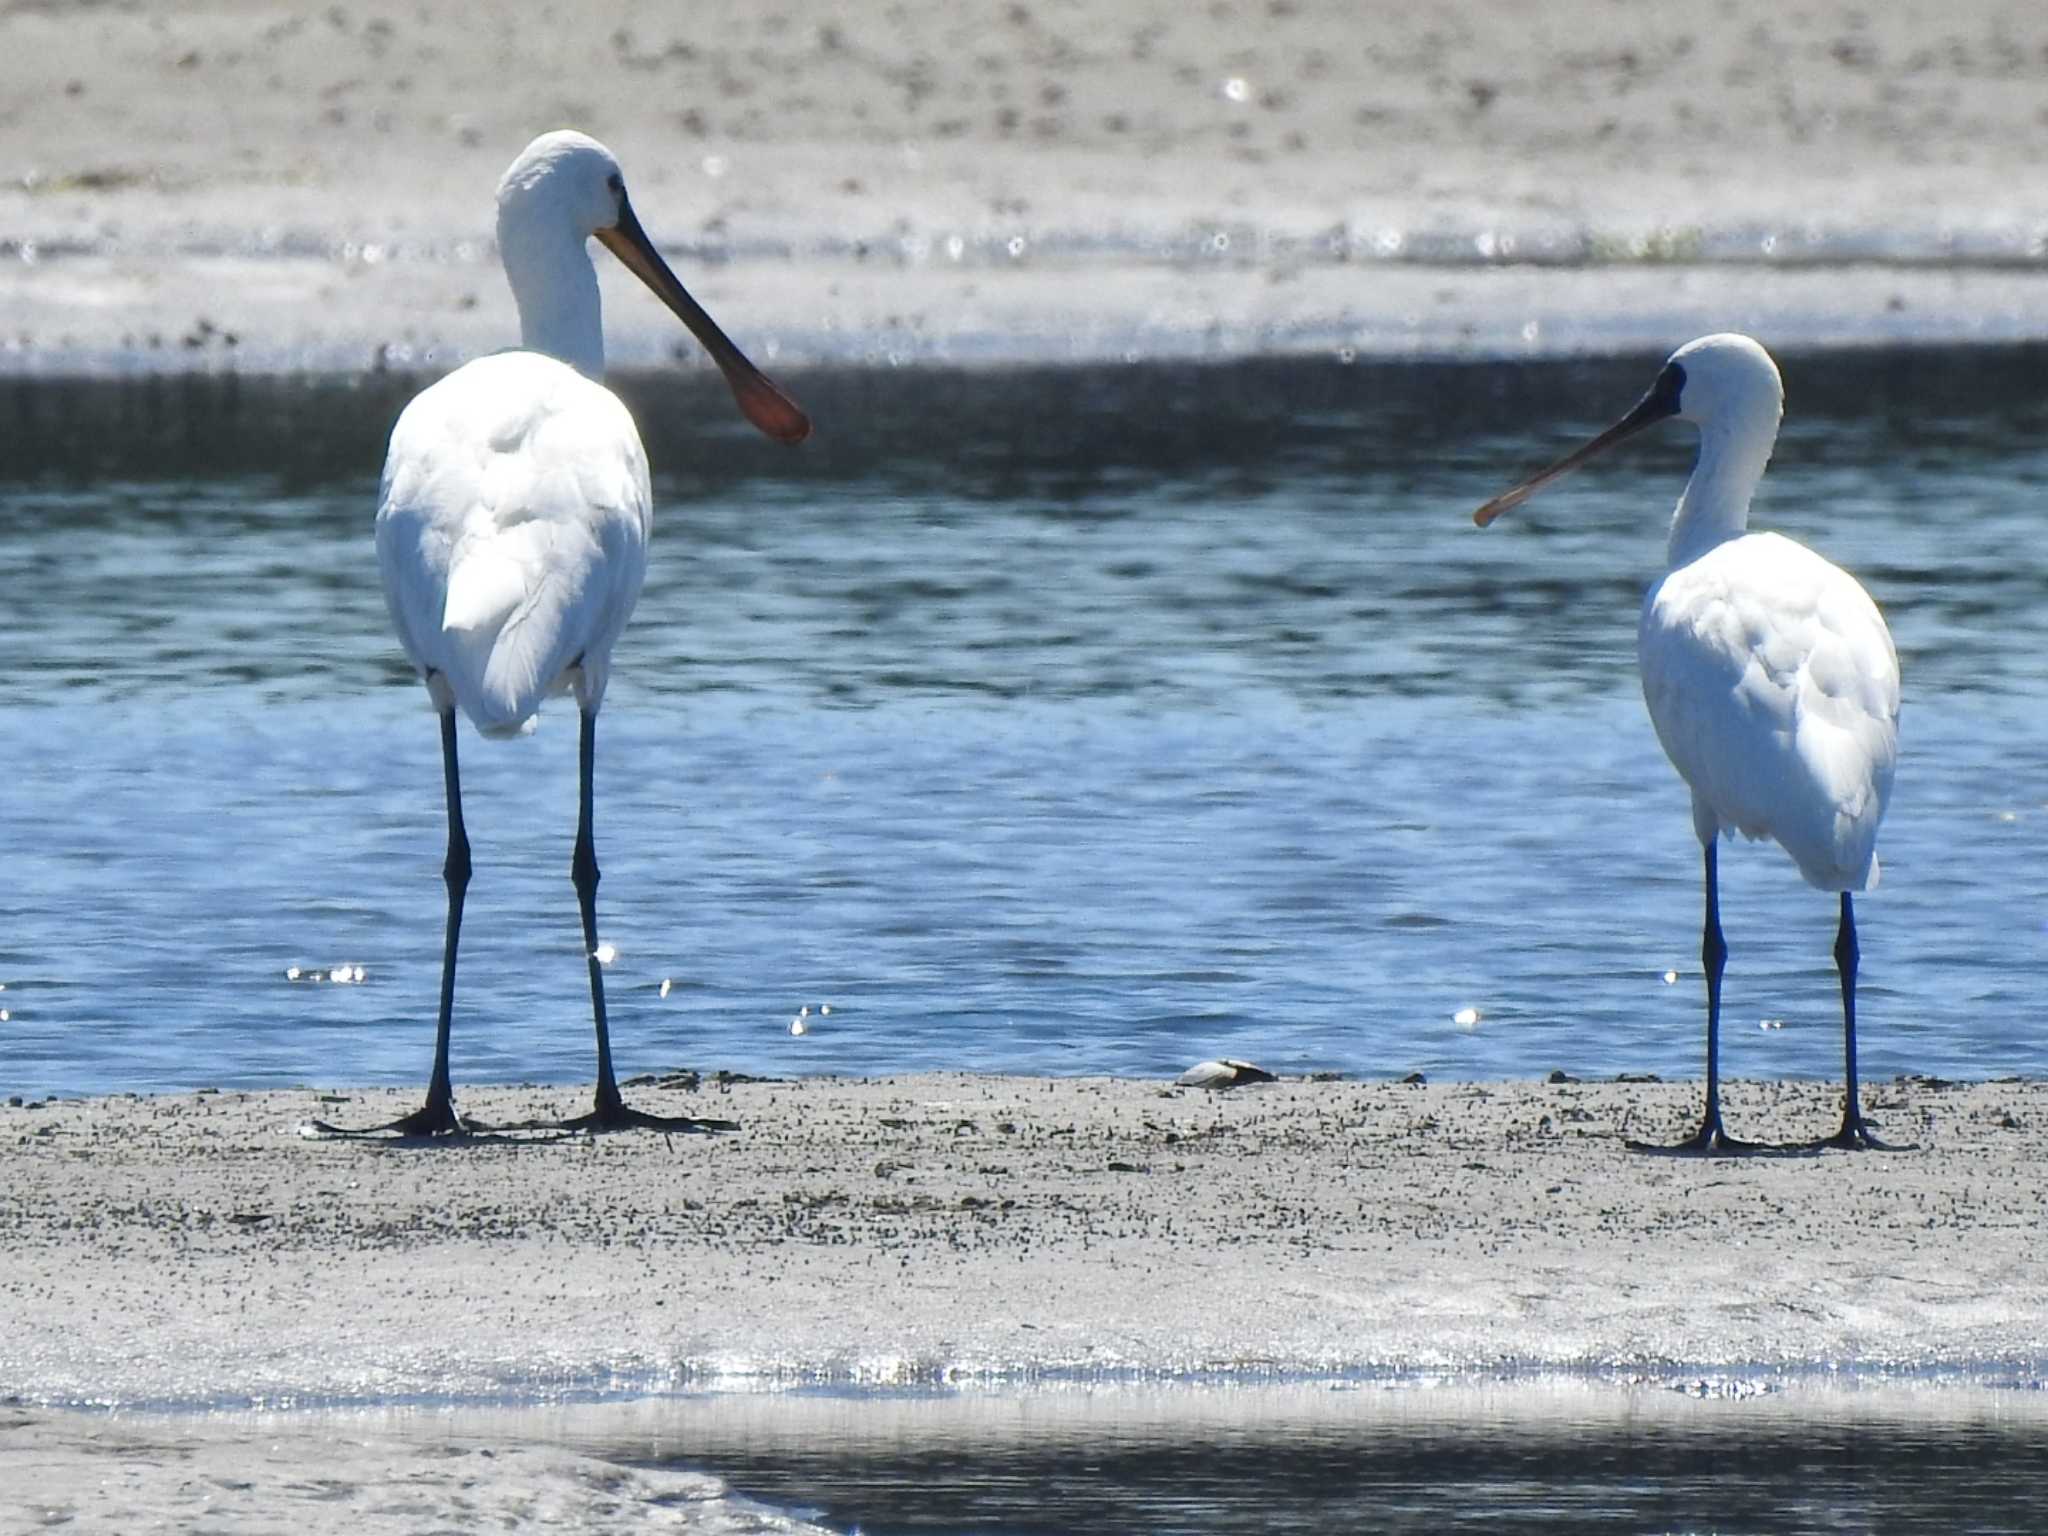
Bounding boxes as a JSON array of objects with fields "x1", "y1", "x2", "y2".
[
  {"x1": 556, "y1": 1381, "x2": 2048, "y2": 1535},
  {"x1": 4, "y1": 351, "x2": 2047, "y2": 1098}
]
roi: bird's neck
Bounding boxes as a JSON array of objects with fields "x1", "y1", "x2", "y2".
[
  {"x1": 1666, "y1": 408, "x2": 1779, "y2": 568},
  {"x1": 498, "y1": 219, "x2": 606, "y2": 380}
]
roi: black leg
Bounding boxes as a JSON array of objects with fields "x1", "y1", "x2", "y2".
[
  {"x1": 309, "y1": 706, "x2": 469, "y2": 1138},
  {"x1": 1630, "y1": 840, "x2": 1784, "y2": 1156},
  {"x1": 554, "y1": 708, "x2": 736, "y2": 1136},
  {"x1": 1811, "y1": 891, "x2": 1904, "y2": 1150},
  {"x1": 573, "y1": 705, "x2": 627, "y2": 1117}
]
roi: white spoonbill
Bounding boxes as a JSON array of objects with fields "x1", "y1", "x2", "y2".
[
  {"x1": 1474, "y1": 334, "x2": 1901, "y2": 1154},
  {"x1": 333, "y1": 130, "x2": 808, "y2": 1137}
]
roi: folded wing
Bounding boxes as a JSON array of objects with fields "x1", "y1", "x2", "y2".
[
  {"x1": 376, "y1": 352, "x2": 652, "y2": 737},
  {"x1": 1639, "y1": 531, "x2": 1900, "y2": 891}
]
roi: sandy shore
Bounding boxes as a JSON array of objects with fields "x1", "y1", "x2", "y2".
[
  {"x1": 10, "y1": 1072, "x2": 2048, "y2": 1525},
  {"x1": 16, "y1": 1073, "x2": 2048, "y2": 1531},
  {"x1": 5, "y1": 1073, "x2": 2044, "y2": 1409},
  {"x1": 4, "y1": 1, "x2": 2048, "y2": 369}
]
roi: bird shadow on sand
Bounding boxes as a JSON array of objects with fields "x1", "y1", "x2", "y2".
[
  {"x1": 1619, "y1": 1126, "x2": 1916, "y2": 1157},
  {"x1": 295, "y1": 1113, "x2": 739, "y2": 1145}
]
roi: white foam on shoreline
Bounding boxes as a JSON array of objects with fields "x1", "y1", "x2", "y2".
[{"x1": 6, "y1": 252, "x2": 2048, "y2": 376}]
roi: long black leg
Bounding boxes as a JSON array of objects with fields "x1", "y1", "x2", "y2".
[
  {"x1": 309, "y1": 705, "x2": 468, "y2": 1138},
  {"x1": 413, "y1": 706, "x2": 472, "y2": 1130},
  {"x1": 576, "y1": 705, "x2": 623, "y2": 1115},
  {"x1": 555, "y1": 707, "x2": 736, "y2": 1135},
  {"x1": 1630, "y1": 839, "x2": 1781, "y2": 1155},
  {"x1": 1812, "y1": 891, "x2": 1903, "y2": 1150}
]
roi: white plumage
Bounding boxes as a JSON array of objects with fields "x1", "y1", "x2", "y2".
[
  {"x1": 1477, "y1": 333, "x2": 1901, "y2": 1154},
  {"x1": 1640, "y1": 527, "x2": 1899, "y2": 892},
  {"x1": 323, "y1": 130, "x2": 807, "y2": 1139},
  {"x1": 377, "y1": 352, "x2": 650, "y2": 737}
]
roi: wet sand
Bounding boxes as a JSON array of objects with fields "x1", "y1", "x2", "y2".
[
  {"x1": 7, "y1": 1073, "x2": 2047, "y2": 1527},
  {"x1": 4, "y1": 1, "x2": 2048, "y2": 369},
  {"x1": 5, "y1": 1073, "x2": 2044, "y2": 1407}
]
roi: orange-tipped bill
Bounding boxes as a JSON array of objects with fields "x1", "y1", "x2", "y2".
[
  {"x1": 598, "y1": 201, "x2": 812, "y2": 445},
  {"x1": 1472, "y1": 362, "x2": 1683, "y2": 527}
]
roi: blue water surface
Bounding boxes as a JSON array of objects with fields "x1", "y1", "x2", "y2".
[{"x1": 3, "y1": 352, "x2": 2045, "y2": 1097}]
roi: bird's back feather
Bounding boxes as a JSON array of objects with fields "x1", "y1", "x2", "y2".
[
  {"x1": 376, "y1": 352, "x2": 651, "y2": 736},
  {"x1": 1638, "y1": 530, "x2": 1899, "y2": 891}
]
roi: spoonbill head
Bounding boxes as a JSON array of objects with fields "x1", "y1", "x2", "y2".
[
  {"x1": 1474, "y1": 333, "x2": 1902, "y2": 1156},
  {"x1": 495, "y1": 128, "x2": 809, "y2": 442},
  {"x1": 1474, "y1": 333, "x2": 1778, "y2": 532}
]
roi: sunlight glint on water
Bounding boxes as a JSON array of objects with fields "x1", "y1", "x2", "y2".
[{"x1": 2, "y1": 355, "x2": 2045, "y2": 1098}]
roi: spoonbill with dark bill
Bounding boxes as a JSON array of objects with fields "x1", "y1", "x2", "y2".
[{"x1": 1475, "y1": 333, "x2": 1902, "y2": 1155}]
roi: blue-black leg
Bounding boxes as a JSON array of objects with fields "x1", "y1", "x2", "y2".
[
  {"x1": 310, "y1": 705, "x2": 469, "y2": 1138},
  {"x1": 554, "y1": 708, "x2": 737, "y2": 1136},
  {"x1": 1811, "y1": 892, "x2": 1905, "y2": 1151},
  {"x1": 1629, "y1": 840, "x2": 1780, "y2": 1155}
]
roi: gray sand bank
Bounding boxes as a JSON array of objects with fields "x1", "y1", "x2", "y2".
[
  {"x1": 5, "y1": 1, "x2": 2048, "y2": 369},
  {"x1": 5, "y1": 1073, "x2": 2044, "y2": 1411}
]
